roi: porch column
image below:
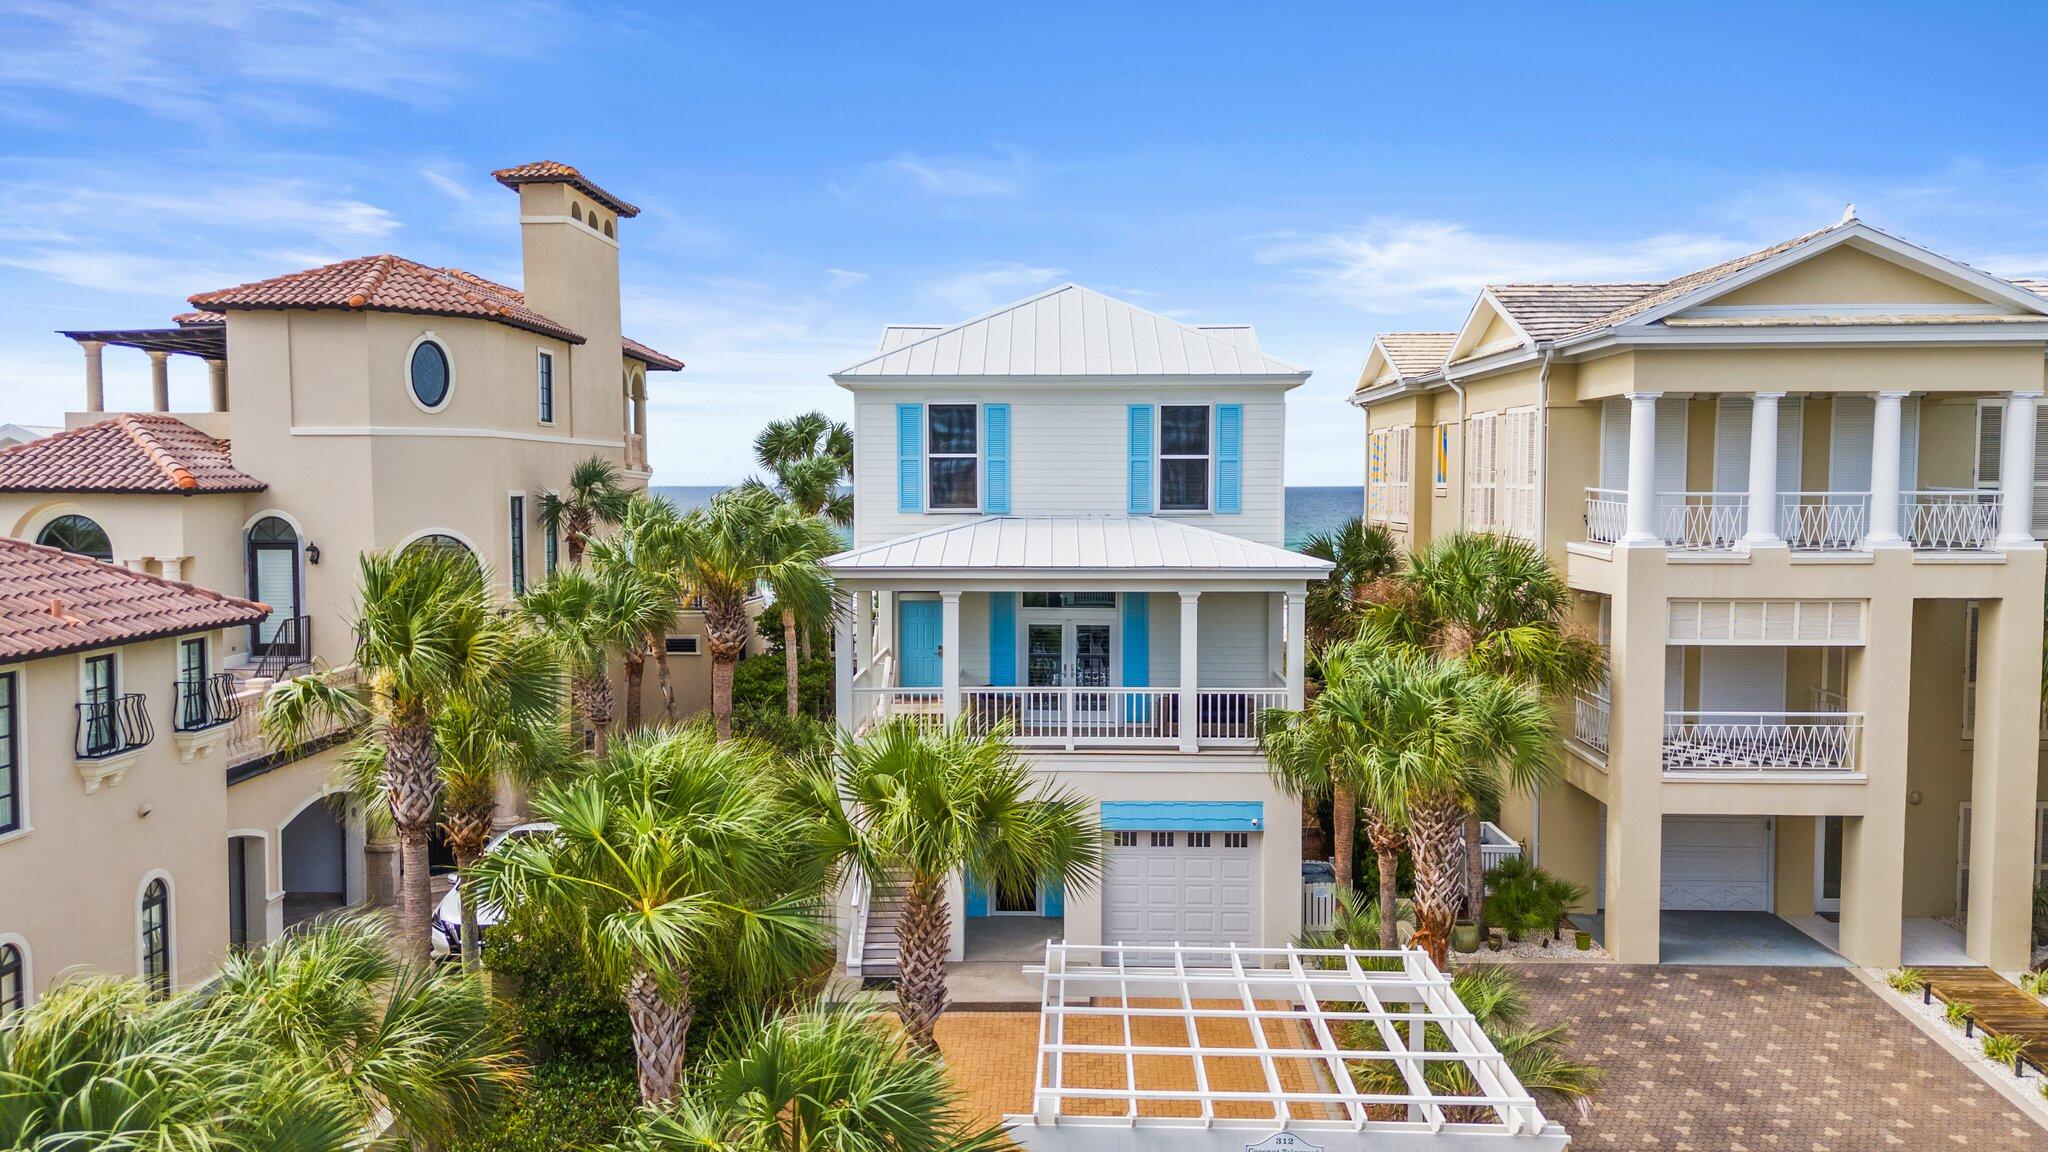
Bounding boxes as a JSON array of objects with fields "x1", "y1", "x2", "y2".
[
  {"x1": 1997, "y1": 391, "x2": 2042, "y2": 547},
  {"x1": 1178, "y1": 592, "x2": 1200, "y2": 753},
  {"x1": 1966, "y1": 586, "x2": 2047, "y2": 969},
  {"x1": 940, "y1": 591, "x2": 961, "y2": 722},
  {"x1": 147, "y1": 350, "x2": 171, "y2": 412},
  {"x1": 207, "y1": 358, "x2": 229, "y2": 412},
  {"x1": 833, "y1": 600, "x2": 855, "y2": 734},
  {"x1": 80, "y1": 340, "x2": 106, "y2": 412},
  {"x1": 1865, "y1": 391, "x2": 1907, "y2": 546},
  {"x1": 1836, "y1": 558, "x2": 1911, "y2": 966},
  {"x1": 854, "y1": 588, "x2": 875, "y2": 671},
  {"x1": 1621, "y1": 392, "x2": 1661, "y2": 545},
  {"x1": 1742, "y1": 392, "x2": 1783, "y2": 547},
  {"x1": 876, "y1": 591, "x2": 896, "y2": 667},
  {"x1": 1284, "y1": 590, "x2": 1307, "y2": 711}
]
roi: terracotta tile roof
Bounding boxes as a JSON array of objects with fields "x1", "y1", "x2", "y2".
[
  {"x1": 621, "y1": 335, "x2": 684, "y2": 371},
  {"x1": 189, "y1": 255, "x2": 585, "y2": 343},
  {"x1": 1376, "y1": 332, "x2": 1453, "y2": 378},
  {"x1": 0, "y1": 413, "x2": 266, "y2": 494},
  {"x1": 491, "y1": 161, "x2": 640, "y2": 218},
  {"x1": 173, "y1": 310, "x2": 224, "y2": 326},
  {"x1": 0, "y1": 535, "x2": 268, "y2": 661}
]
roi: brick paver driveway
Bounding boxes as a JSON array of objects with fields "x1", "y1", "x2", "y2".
[{"x1": 1516, "y1": 965, "x2": 2048, "y2": 1150}]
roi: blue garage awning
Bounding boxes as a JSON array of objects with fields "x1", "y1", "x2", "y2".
[{"x1": 1099, "y1": 801, "x2": 1263, "y2": 832}]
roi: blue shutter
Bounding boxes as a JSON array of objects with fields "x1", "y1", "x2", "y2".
[
  {"x1": 964, "y1": 871, "x2": 990, "y2": 918},
  {"x1": 1127, "y1": 405, "x2": 1154, "y2": 513},
  {"x1": 897, "y1": 404, "x2": 922, "y2": 512},
  {"x1": 987, "y1": 592, "x2": 1017, "y2": 686},
  {"x1": 1216, "y1": 403, "x2": 1243, "y2": 514},
  {"x1": 1121, "y1": 593, "x2": 1149, "y2": 686},
  {"x1": 983, "y1": 403, "x2": 1011, "y2": 513},
  {"x1": 1041, "y1": 876, "x2": 1065, "y2": 918}
]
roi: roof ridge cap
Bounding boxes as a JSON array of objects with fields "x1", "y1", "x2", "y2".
[
  {"x1": 346, "y1": 254, "x2": 397, "y2": 309},
  {"x1": 114, "y1": 413, "x2": 199, "y2": 490}
]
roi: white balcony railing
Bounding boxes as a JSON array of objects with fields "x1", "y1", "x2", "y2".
[
  {"x1": 1585, "y1": 488, "x2": 1627, "y2": 544},
  {"x1": 1662, "y1": 710, "x2": 1863, "y2": 772},
  {"x1": 850, "y1": 687, "x2": 944, "y2": 731},
  {"x1": 1478, "y1": 820, "x2": 1523, "y2": 872},
  {"x1": 1659, "y1": 491, "x2": 1748, "y2": 552},
  {"x1": 1572, "y1": 692, "x2": 1610, "y2": 757},
  {"x1": 1901, "y1": 489, "x2": 2000, "y2": 552},
  {"x1": 1197, "y1": 688, "x2": 1289, "y2": 743},
  {"x1": 1778, "y1": 491, "x2": 1870, "y2": 551},
  {"x1": 224, "y1": 664, "x2": 361, "y2": 769},
  {"x1": 855, "y1": 685, "x2": 1286, "y2": 749}
]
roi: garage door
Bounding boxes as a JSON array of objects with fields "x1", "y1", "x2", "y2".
[
  {"x1": 1104, "y1": 830, "x2": 1257, "y2": 963},
  {"x1": 1662, "y1": 816, "x2": 1773, "y2": 910}
]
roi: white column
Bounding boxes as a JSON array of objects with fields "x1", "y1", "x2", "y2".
[
  {"x1": 940, "y1": 591, "x2": 961, "y2": 722},
  {"x1": 147, "y1": 350, "x2": 171, "y2": 412},
  {"x1": 1866, "y1": 391, "x2": 1907, "y2": 546},
  {"x1": 1742, "y1": 392, "x2": 1783, "y2": 547},
  {"x1": 1285, "y1": 590, "x2": 1307, "y2": 710},
  {"x1": 854, "y1": 588, "x2": 875, "y2": 671},
  {"x1": 207, "y1": 359, "x2": 229, "y2": 412},
  {"x1": 80, "y1": 340, "x2": 106, "y2": 412},
  {"x1": 158, "y1": 556, "x2": 185, "y2": 582},
  {"x1": 833, "y1": 602, "x2": 855, "y2": 733},
  {"x1": 1998, "y1": 391, "x2": 2042, "y2": 546},
  {"x1": 1178, "y1": 592, "x2": 1200, "y2": 753},
  {"x1": 1621, "y1": 392, "x2": 1661, "y2": 545},
  {"x1": 876, "y1": 591, "x2": 896, "y2": 665}
]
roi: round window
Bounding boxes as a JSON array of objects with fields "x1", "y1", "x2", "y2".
[
  {"x1": 409, "y1": 340, "x2": 450, "y2": 409},
  {"x1": 38, "y1": 514, "x2": 112, "y2": 561}
]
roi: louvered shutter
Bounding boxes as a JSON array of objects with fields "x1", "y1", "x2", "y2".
[
  {"x1": 1777, "y1": 398, "x2": 1804, "y2": 496},
  {"x1": 897, "y1": 404, "x2": 923, "y2": 512},
  {"x1": 988, "y1": 592, "x2": 1017, "y2": 686},
  {"x1": 1699, "y1": 647, "x2": 1788, "y2": 712},
  {"x1": 1215, "y1": 404, "x2": 1243, "y2": 514},
  {"x1": 1899, "y1": 397, "x2": 1921, "y2": 492},
  {"x1": 1127, "y1": 405, "x2": 1154, "y2": 514},
  {"x1": 2033, "y1": 407, "x2": 2048, "y2": 537},
  {"x1": 1830, "y1": 396, "x2": 1874, "y2": 492},
  {"x1": 1599, "y1": 398, "x2": 1629, "y2": 491},
  {"x1": 1654, "y1": 400, "x2": 1688, "y2": 497},
  {"x1": 1977, "y1": 402, "x2": 2003, "y2": 488},
  {"x1": 983, "y1": 403, "x2": 1011, "y2": 513},
  {"x1": 1714, "y1": 397, "x2": 1751, "y2": 493}
]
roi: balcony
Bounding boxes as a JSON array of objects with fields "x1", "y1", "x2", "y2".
[
  {"x1": 1584, "y1": 487, "x2": 2003, "y2": 554},
  {"x1": 172, "y1": 672, "x2": 242, "y2": 762},
  {"x1": 1661, "y1": 710, "x2": 1863, "y2": 773},
  {"x1": 1572, "y1": 691, "x2": 1610, "y2": 758},
  {"x1": 75, "y1": 693, "x2": 155, "y2": 792},
  {"x1": 224, "y1": 664, "x2": 363, "y2": 779},
  {"x1": 855, "y1": 684, "x2": 1289, "y2": 749}
]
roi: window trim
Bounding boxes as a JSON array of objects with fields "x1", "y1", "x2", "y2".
[
  {"x1": 0, "y1": 671, "x2": 20, "y2": 841},
  {"x1": 0, "y1": 935, "x2": 28, "y2": 1016},
  {"x1": 925, "y1": 402, "x2": 982, "y2": 513},
  {"x1": 405, "y1": 332, "x2": 454, "y2": 414},
  {"x1": 508, "y1": 492, "x2": 527, "y2": 595},
  {"x1": 1433, "y1": 421, "x2": 1452, "y2": 491},
  {"x1": 176, "y1": 636, "x2": 209, "y2": 731},
  {"x1": 1155, "y1": 403, "x2": 1213, "y2": 514},
  {"x1": 36, "y1": 512, "x2": 113, "y2": 562},
  {"x1": 138, "y1": 872, "x2": 173, "y2": 997},
  {"x1": 536, "y1": 350, "x2": 556, "y2": 425},
  {"x1": 79, "y1": 652, "x2": 118, "y2": 758},
  {"x1": 664, "y1": 636, "x2": 701, "y2": 655}
]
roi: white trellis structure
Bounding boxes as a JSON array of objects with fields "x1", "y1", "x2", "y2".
[{"x1": 1007, "y1": 943, "x2": 1569, "y2": 1152}]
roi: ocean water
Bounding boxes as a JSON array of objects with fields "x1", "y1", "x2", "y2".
[{"x1": 650, "y1": 485, "x2": 1363, "y2": 553}]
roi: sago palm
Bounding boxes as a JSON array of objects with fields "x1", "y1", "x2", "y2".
[
  {"x1": 755, "y1": 410, "x2": 854, "y2": 527},
  {"x1": 590, "y1": 494, "x2": 688, "y2": 726},
  {"x1": 1360, "y1": 532, "x2": 1603, "y2": 932},
  {"x1": 469, "y1": 726, "x2": 827, "y2": 1104},
  {"x1": 1298, "y1": 516, "x2": 1400, "y2": 649},
  {"x1": 799, "y1": 718, "x2": 1101, "y2": 1050},
  {"x1": 608, "y1": 1001, "x2": 1007, "y2": 1152},
  {"x1": 520, "y1": 565, "x2": 664, "y2": 755},
  {"x1": 262, "y1": 545, "x2": 558, "y2": 964},
  {"x1": 539, "y1": 454, "x2": 634, "y2": 565}
]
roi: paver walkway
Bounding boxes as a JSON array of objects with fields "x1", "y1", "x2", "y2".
[{"x1": 1514, "y1": 964, "x2": 2048, "y2": 1150}]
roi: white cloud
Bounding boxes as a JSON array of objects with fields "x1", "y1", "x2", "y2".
[
  {"x1": 918, "y1": 262, "x2": 1065, "y2": 313},
  {"x1": 1258, "y1": 218, "x2": 1744, "y2": 313},
  {"x1": 877, "y1": 149, "x2": 1032, "y2": 200},
  {"x1": 824, "y1": 268, "x2": 869, "y2": 292},
  {"x1": 420, "y1": 166, "x2": 476, "y2": 203}
]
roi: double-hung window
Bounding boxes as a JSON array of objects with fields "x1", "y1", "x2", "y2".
[
  {"x1": 927, "y1": 404, "x2": 979, "y2": 510},
  {"x1": 0, "y1": 672, "x2": 17, "y2": 836},
  {"x1": 509, "y1": 495, "x2": 527, "y2": 594},
  {"x1": 1159, "y1": 405, "x2": 1211, "y2": 511},
  {"x1": 537, "y1": 352, "x2": 555, "y2": 424}
]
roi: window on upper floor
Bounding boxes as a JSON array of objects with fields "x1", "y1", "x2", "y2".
[
  {"x1": 38, "y1": 514, "x2": 110, "y2": 561},
  {"x1": 665, "y1": 636, "x2": 700, "y2": 655},
  {"x1": 409, "y1": 338, "x2": 451, "y2": 411},
  {"x1": 0, "y1": 942, "x2": 22, "y2": 1017},
  {"x1": 175, "y1": 637, "x2": 209, "y2": 731},
  {"x1": 1159, "y1": 405, "x2": 1210, "y2": 511},
  {"x1": 0, "y1": 672, "x2": 18, "y2": 837},
  {"x1": 140, "y1": 878, "x2": 170, "y2": 998},
  {"x1": 927, "y1": 404, "x2": 979, "y2": 510},
  {"x1": 509, "y1": 495, "x2": 527, "y2": 595},
  {"x1": 537, "y1": 351, "x2": 555, "y2": 424}
]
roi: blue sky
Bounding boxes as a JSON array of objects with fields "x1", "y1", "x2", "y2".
[{"x1": 5, "y1": 2, "x2": 2048, "y2": 484}]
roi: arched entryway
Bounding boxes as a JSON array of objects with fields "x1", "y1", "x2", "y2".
[
  {"x1": 280, "y1": 799, "x2": 347, "y2": 930},
  {"x1": 246, "y1": 515, "x2": 304, "y2": 659}
]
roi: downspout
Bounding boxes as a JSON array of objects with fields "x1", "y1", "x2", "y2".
[
  {"x1": 1447, "y1": 371, "x2": 1469, "y2": 523},
  {"x1": 1532, "y1": 343, "x2": 1555, "y2": 869}
]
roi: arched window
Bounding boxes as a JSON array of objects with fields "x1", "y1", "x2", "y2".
[
  {"x1": 405, "y1": 533, "x2": 473, "y2": 559},
  {"x1": 408, "y1": 339, "x2": 451, "y2": 410},
  {"x1": 0, "y1": 943, "x2": 22, "y2": 1017},
  {"x1": 140, "y1": 878, "x2": 170, "y2": 997},
  {"x1": 602, "y1": 219, "x2": 614, "y2": 238},
  {"x1": 571, "y1": 203, "x2": 583, "y2": 223},
  {"x1": 246, "y1": 516, "x2": 303, "y2": 654},
  {"x1": 37, "y1": 514, "x2": 111, "y2": 561}
]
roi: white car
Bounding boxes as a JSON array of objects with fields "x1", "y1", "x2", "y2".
[{"x1": 430, "y1": 821, "x2": 556, "y2": 960}]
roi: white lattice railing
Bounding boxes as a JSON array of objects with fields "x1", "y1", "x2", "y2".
[
  {"x1": 1584, "y1": 488, "x2": 1627, "y2": 544},
  {"x1": 1901, "y1": 489, "x2": 2000, "y2": 552},
  {"x1": 1658, "y1": 491, "x2": 1748, "y2": 551},
  {"x1": 1572, "y1": 692, "x2": 1610, "y2": 757},
  {"x1": 1662, "y1": 710, "x2": 1863, "y2": 772},
  {"x1": 1810, "y1": 686, "x2": 1847, "y2": 713},
  {"x1": 1779, "y1": 491, "x2": 1870, "y2": 551}
]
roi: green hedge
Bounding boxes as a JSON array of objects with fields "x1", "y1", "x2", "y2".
[
  {"x1": 448, "y1": 1059, "x2": 638, "y2": 1152},
  {"x1": 730, "y1": 653, "x2": 834, "y2": 717},
  {"x1": 484, "y1": 903, "x2": 634, "y2": 1067}
]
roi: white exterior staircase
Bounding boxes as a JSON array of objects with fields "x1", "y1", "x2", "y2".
[{"x1": 857, "y1": 874, "x2": 908, "y2": 980}]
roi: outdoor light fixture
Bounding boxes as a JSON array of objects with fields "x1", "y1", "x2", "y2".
[{"x1": 306, "y1": 543, "x2": 321, "y2": 565}]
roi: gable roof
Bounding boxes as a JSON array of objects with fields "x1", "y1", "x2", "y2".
[
  {"x1": 1482, "y1": 283, "x2": 1664, "y2": 342},
  {"x1": 190, "y1": 255, "x2": 586, "y2": 343},
  {"x1": 0, "y1": 535, "x2": 268, "y2": 661},
  {"x1": 836, "y1": 284, "x2": 1306, "y2": 379},
  {"x1": 1377, "y1": 332, "x2": 1455, "y2": 378},
  {"x1": 491, "y1": 161, "x2": 640, "y2": 217},
  {"x1": 824, "y1": 515, "x2": 1331, "y2": 577},
  {"x1": 0, "y1": 413, "x2": 265, "y2": 494}
]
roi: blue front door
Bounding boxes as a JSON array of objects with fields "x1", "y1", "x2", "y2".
[{"x1": 899, "y1": 600, "x2": 943, "y2": 687}]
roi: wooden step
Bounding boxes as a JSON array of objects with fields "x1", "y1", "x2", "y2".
[{"x1": 1921, "y1": 966, "x2": 2048, "y2": 1070}]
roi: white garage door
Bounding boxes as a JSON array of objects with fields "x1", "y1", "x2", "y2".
[
  {"x1": 1661, "y1": 816, "x2": 1773, "y2": 910},
  {"x1": 1104, "y1": 830, "x2": 1257, "y2": 963}
]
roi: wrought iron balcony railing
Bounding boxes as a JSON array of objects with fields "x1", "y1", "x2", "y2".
[{"x1": 77, "y1": 693, "x2": 154, "y2": 760}]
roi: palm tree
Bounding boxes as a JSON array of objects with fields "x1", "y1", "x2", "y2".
[
  {"x1": 1298, "y1": 516, "x2": 1401, "y2": 649},
  {"x1": 469, "y1": 726, "x2": 827, "y2": 1104},
  {"x1": 608, "y1": 1001, "x2": 1007, "y2": 1152},
  {"x1": 1332, "y1": 645, "x2": 1556, "y2": 966},
  {"x1": 539, "y1": 454, "x2": 634, "y2": 565},
  {"x1": 1298, "y1": 886, "x2": 1411, "y2": 958},
  {"x1": 521, "y1": 565, "x2": 663, "y2": 756},
  {"x1": 262, "y1": 545, "x2": 559, "y2": 964},
  {"x1": 755, "y1": 410, "x2": 854, "y2": 527},
  {"x1": 1261, "y1": 641, "x2": 1410, "y2": 947},
  {"x1": 757, "y1": 504, "x2": 841, "y2": 718},
  {"x1": 674, "y1": 486, "x2": 837, "y2": 739},
  {"x1": 0, "y1": 916, "x2": 520, "y2": 1151},
  {"x1": 590, "y1": 494, "x2": 688, "y2": 726},
  {"x1": 1360, "y1": 532, "x2": 1604, "y2": 934},
  {"x1": 799, "y1": 718, "x2": 1101, "y2": 1051}
]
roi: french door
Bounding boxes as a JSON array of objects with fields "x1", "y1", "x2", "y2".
[{"x1": 1024, "y1": 620, "x2": 1114, "y2": 727}]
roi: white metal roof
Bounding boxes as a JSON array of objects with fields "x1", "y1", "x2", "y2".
[
  {"x1": 824, "y1": 516, "x2": 1332, "y2": 578},
  {"x1": 1006, "y1": 942, "x2": 1569, "y2": 1151},
  {"x1": 835, "y1": 284, "x2": 1308, "y2": 379}
]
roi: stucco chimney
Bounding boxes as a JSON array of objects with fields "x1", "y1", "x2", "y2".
[{"x1": 492, "y1": 162, "x2": 633, "y2": 435}]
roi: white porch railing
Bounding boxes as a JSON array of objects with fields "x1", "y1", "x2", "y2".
[
  {"x1": 1901, "y1": 489, "x2": 2000, "y2": 552},
  {"x1": 855, "y1": 685, "x2": 1287, "y2": 749},
  {"x1": 223, "y1": 664, "x2": 361, "y2": 768},
  {"x1": 850, "y1": 687, "x2": 943, "y2": 731},
  {"x1": 1584, "y1": 488, "x2": 1627, "y2": 544},
  {"x1": 1197, "y1": 688, "x2": 1289, "y2": 743},
  {"x1": 1479, "y1": 820, "x2": 1523, "y2": 872},
  {"x1": 1662, "y1": 710, "x2": 1863, "y2": 772},
  {"x1": 1572, "y1": 691, "x2": 1610, "y2": 757},
  {"x1": 843, "y1": 864, "x2": 871, "y2": 974},
  {"x1": 1658, "y1": 491, "x2": 1748, "y2": 551},
  {"x1": 1778, "y1": 491, "x2": 1870, "y2": 550}
]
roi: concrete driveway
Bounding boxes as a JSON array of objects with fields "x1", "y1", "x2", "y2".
[
  {"x1": 1573, "y1": 911, "x2": 1849, "y2": 965},
  {"x1": 1514, "y1": 964, "x2": 2048, "y2": 1150}
]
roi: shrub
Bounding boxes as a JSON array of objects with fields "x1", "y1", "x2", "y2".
[
  {"x1": 731, "y1": 699, "x2": 836, "y2": 756},
  {"x1": 2033, "y1": 886, "x2": 2048, "y2": 946},
  {"x1": 447, "y1": 1059, "x2": 638, "y2": 1152},
  {"x1": 1984, "y1": 1032, "x2": 2029, "y2": 1068},
  {"x1": 1482, "y1": 858, "x2": 1584, "y2": 942},
  {"x1": 1885, "y1": 967, "x2": 1927, "y2": 994},
  {"x1": 483, "y1": 901, "x2": 634, "y2": 1067},
  {"x1": 2022, "y1": 970, "x2": 2048, "y2": 998},
  {"x1": 730, "y1": 653, "x2": 834, "y2": 717},
  {"x1": 1945, "y1": 999, "x2": 1975, "y2": 1029}
]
